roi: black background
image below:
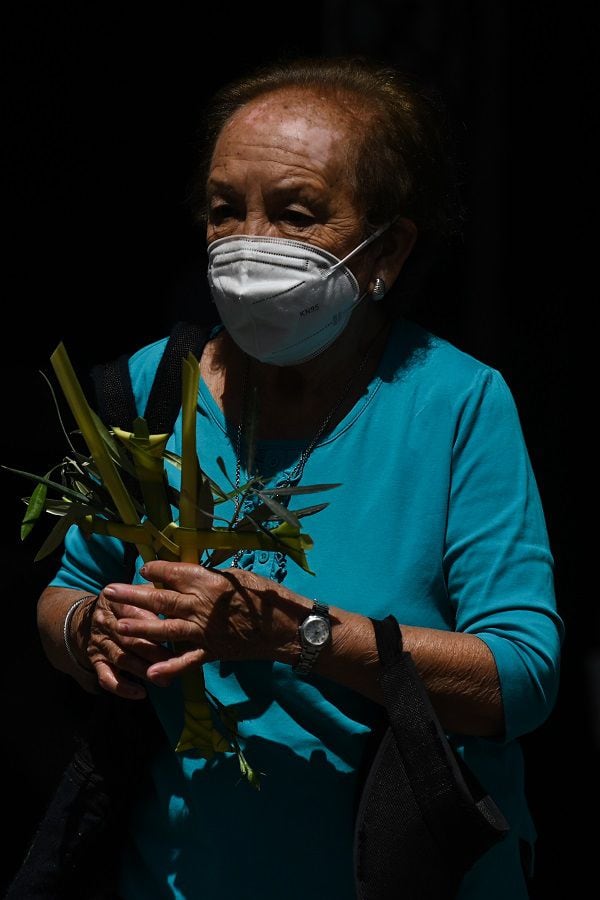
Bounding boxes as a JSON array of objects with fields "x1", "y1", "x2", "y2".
[{"x1": 1, "y1": 2, "x2": 592, "y2": 896}]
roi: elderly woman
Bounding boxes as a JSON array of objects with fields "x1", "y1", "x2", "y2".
[{"x1": 38, "y1": 58, "x2": 562, "y2": 899}]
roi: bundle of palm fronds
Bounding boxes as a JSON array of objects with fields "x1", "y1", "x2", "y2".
[{"x1": 5, "y1": 344, "x2": 337, "y2": 787}]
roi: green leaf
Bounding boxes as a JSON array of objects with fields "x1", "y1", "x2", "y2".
[
  {"x1": 206, "y1": 475, "x2": 230, "y2": 503},
  {"x1": 163, "y1": 449, "x2": 182, "y2": 470},
  {"x1": 70, "y1": 453, "x2": 103, "y2": 481},
  {"x1": 244, "y1": 501, "x2": 329, "y2": 523},
  {"x1": 57, "y1": 466, "x2": 122, "y2": 518},
  {"x1": 89, "y1": 410, "x2": 137, "y2": 477},
  {"x1": 253, "y1": 490, "x2": 299, "y2": 528},
  {"x1": 180, "y1": 354, "x2": 201, "y2": 542},
  {"x1": 44, "y1": 460, "x2": 71, "y2": 482},
  {"x1": 89, "y1": 409, "x2": 122, "y2": 454},
  {"x1": 202, "y1": 511, "x2": 275, "y2": 568},
  {"x1": 54, "y1": 453, "x2": 139, "y2": 518},
  {"x1": 21, "y1": 483, "x2": 48, "y2": 540},
  {"x1": 34, "y1": 503, "x2": 90, "y2": 561},
  {"x1": 164, "y1": 456, "x2": 231, "y2": 506},
  {"x1": 232, "y1": 510, "x2": 270, "y2": 533},
  {"x1": 284, "y1": 502, "x2": 329, "y2": 518},
  {"x1": 215, "y1": 456, "x2": 232, "y2": 486},
  {"x1": 74, "y1": 480, "x2": 92, "y2": 498},
  {"x1": 2, "y1": 466, "x2": 92, "y2": 505},
  {"x1": 258, "y1": 483, "x2": 341, "y2": 496},
  {"x1": 44, "y1": 500, "x2": 73, "y2": 516},
  {"x1": 203, "y1": 547, "x2": 234, "y2": 568},
  {"x1": 211, "y1": 474, "x2": 260, "y2": 505},
  {"x1": 236, "y1": 748, "x2": 261, "y2": 790},
  {"x1": 252, "y1": 503, "x2": 329, "y2": 522},
  {"x1": 39, "y1": 370, "x2": 78, "y2": 453},
  {"x1": 196, "y1": 472, "x2": 214, "y2": 529},
  {"x1": 210, "y1": 460, "x2": 263, "y2": 507}
]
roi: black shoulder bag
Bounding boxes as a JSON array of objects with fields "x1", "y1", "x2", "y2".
[{"x1": 354, "y1": 615, "x2": 509, "y2": 899}]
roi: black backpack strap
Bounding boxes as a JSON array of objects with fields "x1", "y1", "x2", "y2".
[
  {"x1": 144, "y1": 320, "x2": 211, "y2": 434},
  {"x1": 90, "y1": 352, "x2": 138, "y2": 433},
  {"x1": 354, "y1": 616, "x2": 509, "y2": 899},
  {"x1": 91, "y1": 320, "x2": 212, "y2": 435},
  {"x1": 90, "y1": 320, "x2": 212, "y2": 578}
]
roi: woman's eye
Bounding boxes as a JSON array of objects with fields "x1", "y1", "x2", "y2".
[
  {"x1": 210, "y1": 204, "x2": 238, "y2": 223},
  {"x1": 280, "y1": 209, "x2": 315, "y2": 227}
]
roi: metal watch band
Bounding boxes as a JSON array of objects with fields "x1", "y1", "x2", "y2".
[
  {"x1": 293, "y1": 600, "x2": 331, "y2": 676},
  {"x1": 312, "y1": 600, "x2": 329, "y2": 618},
  {"x1": 294, "y1": 643, "x2": 320, "y2": 675}
]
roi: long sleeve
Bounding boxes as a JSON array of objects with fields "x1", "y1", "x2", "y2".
[{"x1": 444, "y1": 368, "x2": 564, "y2": 741}]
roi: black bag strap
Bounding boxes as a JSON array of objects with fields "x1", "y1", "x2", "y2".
[
  {"x1": 5, "y1": 694, "x2": 164, "y2": 900},
  {"x1": 144, "y1": 320, "x2": 211, "y2": 434},
  {"x1": 354, "y1": 615, "x2": 509, "y2": 899},
  {"x1": 371, "y1": 615, "x2": 508, "y2": 864},
  {"x1": 90, "y1": 350, "x2": 137, "y2": 434},
  {"x1": 91, "y1": 320, "x2": 212, "y2": 435},
  {"x1": 91, "y1": 320, "x2": 212, "y2": 578}
]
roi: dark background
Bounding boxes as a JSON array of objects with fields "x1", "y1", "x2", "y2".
[{"x1": 1, "y1": 2, "x2": 592, "y2": 896}]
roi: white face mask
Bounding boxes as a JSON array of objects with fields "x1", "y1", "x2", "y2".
[{"x1": 206, "y1": 223, "x2": 390, "y2": 366}]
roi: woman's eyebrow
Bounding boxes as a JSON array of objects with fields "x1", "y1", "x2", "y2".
[
  {"x1": 206, "y1": 179, "x2": 328, "y2": 213},
  {"x1": 206, "y1": 179, "x2": 241, "y2": 200},
  {"x1": 269, "y1": 180, "x2": 327, "y2": 203}
]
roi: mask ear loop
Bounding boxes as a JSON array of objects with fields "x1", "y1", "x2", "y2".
[{"x1": 321, "y1": 219, "x2": 395, "y2": 280}]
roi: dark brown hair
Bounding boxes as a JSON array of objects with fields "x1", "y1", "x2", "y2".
[{"x1": 189, "y1": 56, "x2": 461, "y2": 241}]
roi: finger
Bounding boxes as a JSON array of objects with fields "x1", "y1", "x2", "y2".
[
  {"x1": 116, "y1": 616, "x2": 200, "y2": 644},
  {"x1": 94, "y1": 660, "x2": 147, "y2": 700},
  {"x1": 112, "y1": 634, "x2": 174, "y2": 664},
  {"x1": 103, "y1": 583, "x2": 190, "y2": 617},
  {"x1": 88, "y1": 619, "x2": 172, "y2": 662},
  {"x1": 147, "y1": 647, "x2": 208, "y2": 685},
  {"x1": 106, "y1": 603, "x2": 162, "y2": 622},
  {"x1": 140, "y1": 560, "x2": 213, "y2": 590},
  {"x1": 90, "y1": 642, "x2": 153, "y2": 682},
  {"x1": 93, "y1": 602, "x2": 164, "y2": 637},
  {"x1": 91, "y1": 607, "x2": 173, "y2": 662},
  {"x1": 89, "y1": 631, "x2": 172, "y2": 680}
]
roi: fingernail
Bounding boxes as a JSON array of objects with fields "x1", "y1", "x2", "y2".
[
  {"x1": 104, "y1": 586, "x2": 116, "y2": 598},
  {"x1": 140, "y1": 565, "x2": 148, "y2": 577}
]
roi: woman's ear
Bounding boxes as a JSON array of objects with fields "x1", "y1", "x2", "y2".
[{"x1": 368, "y1": 218, "x2": 417, "y2": 295}]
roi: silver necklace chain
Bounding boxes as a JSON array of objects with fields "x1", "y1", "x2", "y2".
[{"x1": 230, "y1": 326, "x2": 388, "y2": 567}]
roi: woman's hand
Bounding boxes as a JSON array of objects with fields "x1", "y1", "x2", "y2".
[
  {"x1": 73, "y1": 587, "x2": 176, "y2": 699},
  {"x1": 103, "y1": 561, "x2": 310, "y2": 686}
]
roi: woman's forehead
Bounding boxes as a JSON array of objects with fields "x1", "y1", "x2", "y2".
[
  {"x1": 221, "y1": 87, "x2": 364, "y2": 145},
  {"x1": 212, "y1": 88, "x2": 366, "y2": 179}
]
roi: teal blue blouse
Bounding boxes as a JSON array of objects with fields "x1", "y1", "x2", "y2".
[{"x1": 51, "y1": 318, "x2": 563, "y2": 899}]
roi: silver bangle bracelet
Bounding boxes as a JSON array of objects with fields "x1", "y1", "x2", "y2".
[{"x1": 63, "y1": 594, "x2": 97, "y2": 674}]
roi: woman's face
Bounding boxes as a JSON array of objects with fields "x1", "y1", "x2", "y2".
[{"x1": 206, "y1": 88, "x2": 377, "y2": 289}]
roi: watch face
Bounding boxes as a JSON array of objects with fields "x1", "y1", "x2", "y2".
[{"x1": 303, "y1": 616, "x2": 330, "y2": 647}]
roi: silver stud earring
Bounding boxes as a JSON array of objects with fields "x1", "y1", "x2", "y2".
[{"x1": 371, "y1": 277, "x2": 386, "y2": 302}]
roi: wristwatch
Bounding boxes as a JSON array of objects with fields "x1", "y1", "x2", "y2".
[{"x1": 293, "y1": 600, "x2": 331, "y2": 675}]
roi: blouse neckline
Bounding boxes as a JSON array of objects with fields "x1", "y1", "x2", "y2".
[{"x1": 197, "y1": 318, "x2": 404, "y2": 450}]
